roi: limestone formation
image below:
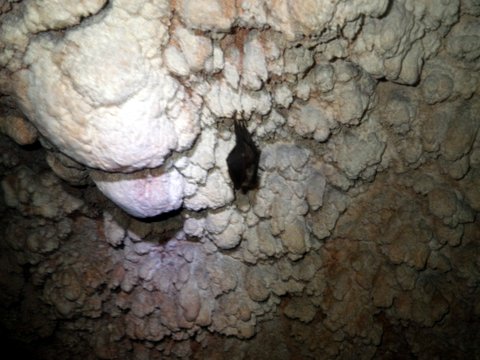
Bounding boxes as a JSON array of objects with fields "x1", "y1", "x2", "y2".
[{"x1": 0, "y1": 0, "x2": 479, "y2": 359}]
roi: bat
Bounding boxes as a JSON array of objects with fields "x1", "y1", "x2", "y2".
[{"x1": 226, "y1": 120, "x2": 260, "y2": 193}]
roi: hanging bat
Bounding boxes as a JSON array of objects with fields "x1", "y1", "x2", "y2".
[{"x1": 226, "y1": 120, "x2": 260, "y2": 193}]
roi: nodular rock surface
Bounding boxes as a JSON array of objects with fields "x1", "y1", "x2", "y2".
[{"x1": 0, "y1": 0, "x2": 479, "y2": 359}]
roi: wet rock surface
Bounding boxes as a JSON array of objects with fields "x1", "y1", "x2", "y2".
[{"x1": 0, "y1": 0, "x2": 479, "y2": 359}]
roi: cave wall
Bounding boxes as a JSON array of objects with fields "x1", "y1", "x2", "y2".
[{"x1": 0, "y1": 0, "x2": 479, "y2": 359}]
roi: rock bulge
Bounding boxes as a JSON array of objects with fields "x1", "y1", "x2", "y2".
[{"x1": 0, "y1": 0, "x2": 479, "y2": 359}]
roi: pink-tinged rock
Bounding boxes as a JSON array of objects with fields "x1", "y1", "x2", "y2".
[
  {"x1": 179, "y1": 282, "x2": 201, "y2": 323},
  {"x1": 91, "y1": 168, "x2": 185, "y2": 218}
]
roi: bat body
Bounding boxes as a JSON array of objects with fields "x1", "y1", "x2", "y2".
[{"x1": 227, "y1": 120, "x2": 260, "y2": 193}]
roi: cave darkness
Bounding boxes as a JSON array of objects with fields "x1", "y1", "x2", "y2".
[{"x1": 1, "y1": 0, "x2": 480, "y2": 359}]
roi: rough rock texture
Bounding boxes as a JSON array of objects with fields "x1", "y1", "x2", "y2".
[{"x1": 0, "y1": 0, "x2": 479, "y2": 359}]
